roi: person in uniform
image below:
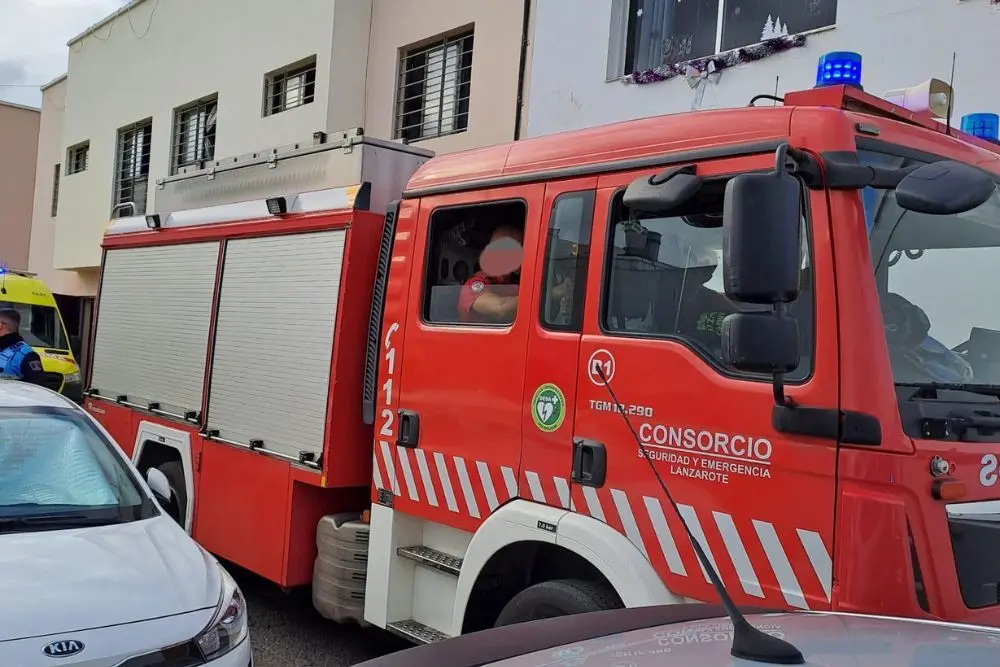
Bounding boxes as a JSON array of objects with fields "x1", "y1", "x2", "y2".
[
  {"x1": 458, "y1": 225, "x2": 524, "y2": 324},
  {"x1": 0, "y1": 308, "x2": 46, "y2": 386}
]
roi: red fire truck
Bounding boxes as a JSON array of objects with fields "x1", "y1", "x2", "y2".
[{"x1": 85, "y1": 54, "x2": 1000, "y2": 642}]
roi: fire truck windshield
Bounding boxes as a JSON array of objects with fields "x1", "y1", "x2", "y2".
[{"x1": 862, "y1": 148, "x2": 1000, "y2": 389}]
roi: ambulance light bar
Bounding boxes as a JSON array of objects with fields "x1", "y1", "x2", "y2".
[
  {"x1": 961, "y1": 113, "x2": 1000, "y2": 143},
  {"x1": 815, "y1": 51, "x2": 862, "y2": 89}
]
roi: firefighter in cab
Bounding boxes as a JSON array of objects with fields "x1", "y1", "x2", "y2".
[
  {"x1": 0, "y1": 308, "x2": 46, "y2": 386},
  {"x1": 459, "y1": 224, "x2": 525, "y2": 324}
]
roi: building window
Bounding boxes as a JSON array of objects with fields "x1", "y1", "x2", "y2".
[
  {"x1": 113, "y1": 119, "x2": 152, "y2": 218},
  {"x1": 602, "y1": 182, "x2": 813, "y2": 380},
  {"x1": 263, "y1": 57, "x2": 317, "y2": 116},
  {"x1": 66, "y1": 142, "x2": 89, "y2": 175},
  {"x1": 51, "y1": 164, "x2": 60, "y2": 218},
  {"x1": 422, "y1": 200, "x2": 526, "y2": 326},
  {"x1": 395, "y1": 30, "x2": 474, "y2": 142},
  {"x1": 171, "y1": 95, "x2": 217, "y2": 174},
  {"x1": 622, "y1": 0, "x2": 837, "y2": 74},
  {"x1": 540, "y1": 191, "x2": 595, "y2": 332}
]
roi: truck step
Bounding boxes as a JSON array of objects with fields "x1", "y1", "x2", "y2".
[
  {"x1": 397, "y1": 545, "x2": 463, "y2": 576},
  {"x1": 386, "y1": 619, "x2": 452, "y2": 645}
]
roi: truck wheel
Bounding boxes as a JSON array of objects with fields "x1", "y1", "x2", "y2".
[
  {"x1": 494, "y1": 579, "x2": 622, "y2": 627},
  {"x1": 156, "y1": 461, "x2": 187, "y2": 527}
]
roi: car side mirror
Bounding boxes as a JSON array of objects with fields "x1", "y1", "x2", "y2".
[
  {"x1": 722, "y1": 169, "x2": 802, "y2": 304},
  {"x1": 722, "y1": 312, "x2": 800, "y2": 375},
  {"x1": 146, "y1": 467, "x2": 171, "y2": 506},
  {"x1": 895, "y1": 160, "x2": 996, "y2": 215}
]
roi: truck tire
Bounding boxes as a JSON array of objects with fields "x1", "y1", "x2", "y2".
[
  {"x1": 156, "y1": 460, "x2": 187, "y2": 527},
  {"x1": 494, "y1": 579, "x2": 622, "y2": 627}
]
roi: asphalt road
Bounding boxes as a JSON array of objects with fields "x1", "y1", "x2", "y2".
[{"x1": 230, "y1": 564, "x2": 412, "y2": 667}]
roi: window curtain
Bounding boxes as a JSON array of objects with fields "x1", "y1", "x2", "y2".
[{"x1": 632, "y1": 0, "x2": 674, "y2": 72}]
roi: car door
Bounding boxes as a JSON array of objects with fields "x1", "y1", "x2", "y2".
[
  {"x1": 389, "y1": 184, "x2": 544, "y2": 533},
  {"x1": 520, "y1": 178, "x2": 598, "y2": 510},
  {"x1": 569, "y1": 153, "x2": 839, "y2": 612}
]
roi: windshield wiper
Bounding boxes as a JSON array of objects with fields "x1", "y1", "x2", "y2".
[
  {"x1": 897, "y1": 382, "x2": 1000, "y2": 399},
  {"x1": 0, "y1": 513, "x2": 127, "y2": 532}
]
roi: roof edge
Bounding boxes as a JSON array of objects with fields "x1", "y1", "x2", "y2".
[
  {"x1": 67, "y1": 0, "x2": 148, "y2": 46},
  {"x1": 0, "y1": 99, "x2": 41, "y2": 113},
  {"x1": 40, "y1": 73, "x2": 67, "y2": 91}
]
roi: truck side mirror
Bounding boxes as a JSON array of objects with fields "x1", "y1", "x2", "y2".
[
  {"x1": 721, "y1": 151, "x2": 803, "y2": 387},
  {"x1": 722, "y1": 169, "x2": 802, "y2": 304},
  {"x1": 722, "y1": 312, "x2": 800, "y2": 375},
  {"x1": 895, "y1": 160, "x2": 996, "y2": 215}
]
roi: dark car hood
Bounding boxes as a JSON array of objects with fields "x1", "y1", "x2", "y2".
[
  {"x1": 356, "y1": 605, "x2": 1000, "y2": 667},
  {"x1": 492, "y1": 611, "x2": 1000, "y2": 666}
]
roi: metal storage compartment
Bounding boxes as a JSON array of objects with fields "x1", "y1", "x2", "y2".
[
  {"x1": 89, "y1": 242, "x2": 220, "y2": 417},
  {"x1": 204, "y1": 229, "x2": 346, "y2": 462}
]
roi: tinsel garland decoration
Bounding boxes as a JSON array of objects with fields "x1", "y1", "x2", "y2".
[{"x1": 622, "y1": 34, "x2": 808, "y2": 86}]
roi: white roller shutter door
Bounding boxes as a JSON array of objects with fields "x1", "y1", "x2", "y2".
[
  {"x1": 90, "y1": 242, "x2": 220, "y2": 415},
  {"x1": 206, "y1": 230, "x2": 345, "y2": 461}
]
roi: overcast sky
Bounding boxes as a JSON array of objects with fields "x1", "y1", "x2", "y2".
[{"x1": 0, "y1": 0, "x2": 128, "y2": 107}]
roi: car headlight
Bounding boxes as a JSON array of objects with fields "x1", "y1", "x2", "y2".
[
  {"x1": 195, "y1": 565, "x2": 248, "y2": 661},
  {"x1": 64, "y1": 371, "x2": 81, "y2": 384}
]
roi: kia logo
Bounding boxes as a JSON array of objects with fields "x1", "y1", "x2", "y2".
[{"x1": 42, "y1": 639, "x2": 85, "y2": 658}]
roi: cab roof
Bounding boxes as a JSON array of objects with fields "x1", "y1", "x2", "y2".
[
  {"x1": 404, "y1": 84, "x2": 1000, "y2": 198},
  {"x1": 0, "y1": 271, "x2": 58, "y2": 306},
  {"x1": 403, "y1": 106, "x2": 793, "y2": 198}
]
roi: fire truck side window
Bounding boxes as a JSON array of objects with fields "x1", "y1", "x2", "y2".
[
  {"x1": 422, "y1": 200, "x2": 528, "y2": 326},
  {"x1": 602, "y1": 185, "x2": 814, "y2": 381},
  {"x1": 540, "y1": 190, "x2": 595, "y2": 332}
]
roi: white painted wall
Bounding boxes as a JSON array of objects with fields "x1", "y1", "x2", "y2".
[
  {"x1": 54, "y1": 0, "x2": 369, "y2": 270},
  {"x1": 526, "y1": 0, "x2": 1000, "y2": 138}
]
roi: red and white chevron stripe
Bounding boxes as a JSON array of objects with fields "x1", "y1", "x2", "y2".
[{"x1": 372, "y1": 444, "x2": 832, "y2": 610}]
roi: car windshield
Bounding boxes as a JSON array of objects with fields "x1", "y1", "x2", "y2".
[
  {"x1": 0, "y1": 301, "x2": 69, "y2": 351},
  {"x1": 862, "y1": 149, "x2": 1000, "y2": 389},
  {"x1": 0, "y1": 407, "x2": 156, "y2": 528}
]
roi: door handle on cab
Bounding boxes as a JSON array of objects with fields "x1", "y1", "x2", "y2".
[
  {"x1": 571, "y1": 437, "x2": 607, "y2": 488},
  {"x1": 397, "y1": 409, "x2": 420, "y2": 448}
]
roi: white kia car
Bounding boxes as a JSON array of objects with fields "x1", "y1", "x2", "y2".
[{"x1": 0, "y1": 381, "x2": 252, "y2": 667}]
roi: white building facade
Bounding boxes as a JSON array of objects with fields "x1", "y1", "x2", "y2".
[
  {"x1": 54, "y1": 0, "x2": 371, "y2": 272},
  {"x1": 49, "y1": 0, "x2": 530, "y2": 275},
  {"x1": 526, "y1": 0, "x2": 1000, "y2": 138}
]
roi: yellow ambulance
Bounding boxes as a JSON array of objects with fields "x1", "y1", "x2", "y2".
[{"x1": 0, "y1": 268, "x2": 83, "y2": 401}]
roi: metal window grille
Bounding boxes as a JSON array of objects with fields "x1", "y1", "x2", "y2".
[
  {"x1": 67, "y1": 143, "x2": 89, "y2": 175},
  {"x1": 395, "y1": 31, "x2": 474, "y2": 142},
  {"x1": 113, "y1": 119, "x2": 152, "y2": 218},
  {"x1": 172, "y1": 97, "x2": 217, "y2": 174},
  {"x1": 263, "y1": 58, "x2": 317, "y2": 117},
  {"x1": 51, "y1": 164, "x2": 60, "y2": 218}
]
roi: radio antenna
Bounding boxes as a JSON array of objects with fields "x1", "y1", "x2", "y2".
[
  {"x1": 773, "y1": 76, "x2": 780, "y2": 106},
  {"x1": 945, "y1": 52, "x2": 957, "y2": 135},
  {"x1": 595, "y1": 366, "x2": 804, "y2": 664}
]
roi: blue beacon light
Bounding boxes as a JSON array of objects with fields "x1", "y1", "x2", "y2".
[
  {"x1": 961, "y1": 113, "x2": 1000, "y2": 144},
  {"x1": 815, "y1": 51, "x2": 863, "y2": 89}
]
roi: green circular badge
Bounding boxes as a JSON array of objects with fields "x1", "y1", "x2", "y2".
[{"x1": 532, "y1": 383, "x2": 566, "y2": 432}]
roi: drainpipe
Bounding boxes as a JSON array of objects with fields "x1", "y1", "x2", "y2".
[{"x1": 513, "y1": 0, "x2": 532, "y2": 140}]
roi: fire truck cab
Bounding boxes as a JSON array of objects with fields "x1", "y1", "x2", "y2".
[{"x1": 86, "y1": 52, "x2": 1000, "y2": 644}]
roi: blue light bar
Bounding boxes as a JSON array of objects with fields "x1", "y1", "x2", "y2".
[
  {"x1": 961, "y1": 113, "x2": 1000, "y2": 143},
  {"x1": 815, "y1": 51, "x2": 863, "y2": 89}
]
